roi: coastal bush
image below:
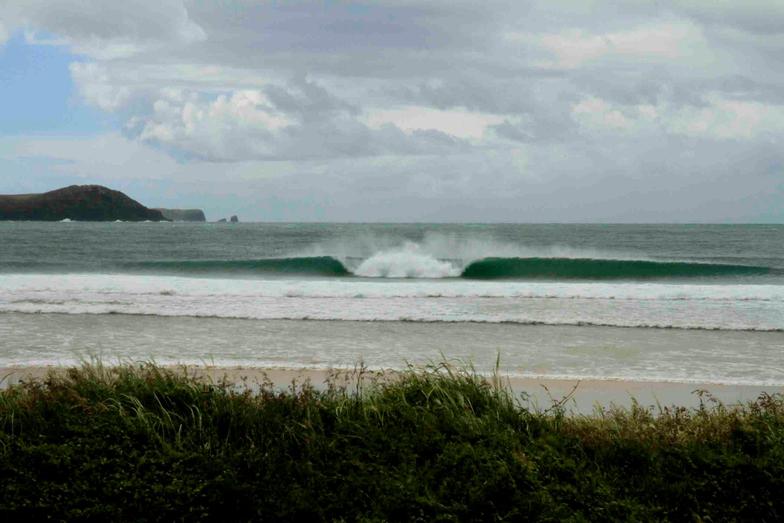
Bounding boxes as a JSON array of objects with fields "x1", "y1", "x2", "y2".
[{"x1": 1, "y1": 362, "x2": 783, "y2": 521}]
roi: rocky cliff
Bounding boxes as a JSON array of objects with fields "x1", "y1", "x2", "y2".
[
  {"x1": 153, "y1": 208, "x2": 206, "y2": 222},
  {"x1": 0, "y1": 185, "x2": 167, "y2": 221}
]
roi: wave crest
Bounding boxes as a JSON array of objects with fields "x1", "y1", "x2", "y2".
[{"x1": 353, "y1": 244, "x2": 460, "y2": 278}]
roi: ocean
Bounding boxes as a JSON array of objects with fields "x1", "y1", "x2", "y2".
[{"x1": 1, "y1": 222, "x2": 783, "y2": 384}]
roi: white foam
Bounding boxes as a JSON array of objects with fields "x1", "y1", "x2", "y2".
[
  {"x1": 353, "y1": 243, "x2": 461, "y2": 278},
  {"x1": 1, "y1": 273, "x2": 783, "y2": 330},
  {"x1": 2, "y1": 273, "x2": 783, "y2": 300}
]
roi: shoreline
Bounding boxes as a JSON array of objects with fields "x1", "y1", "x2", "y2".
[
  {"x1": 4, "y1": 364, "x2": 782, "y2": 414},
  {"x1": 3, "y1": 314, "x2": 784, "y2": 388}
]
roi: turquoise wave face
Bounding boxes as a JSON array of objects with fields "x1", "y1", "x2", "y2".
[
  {"x1": 124, "y1": 257, "x2": 351, "y2": 277},
  {"x1": 460, "y1": 257, "x2": 776, "y2": 280},
  {"x1": 4, "y1": 255, "x2": 778, "y2": 281}
]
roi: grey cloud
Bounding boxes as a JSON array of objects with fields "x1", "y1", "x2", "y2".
[
  {"x1": 383, "y1": 71, "x2": 567, "y2": 114},
  {"x1": 185, "y1": 1, "x2": 512, "y2": 53},
  {"x1": 264, "y1": 78, "x2": 359, "y2": 120},
  {"x1": 2, "y1": 0, "x2": 204, "y2": 57},
  {"x1": 707, "y1": 76, "x2": 784, "y2": 104},
  {"x1": 669, "y1": 0, "x2": 784, "y2": 36},
  {"x1": 491, "y1": 114, "x2": 576, "y2": 144}
]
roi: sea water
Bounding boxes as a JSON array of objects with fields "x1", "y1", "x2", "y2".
[{"x1": 1, "y1": 222, "x2": 783, "y2": 384}]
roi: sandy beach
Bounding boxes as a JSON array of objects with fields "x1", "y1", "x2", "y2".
[{"x1": 4, "y1": 364, "x2": 781, "y2": 415}]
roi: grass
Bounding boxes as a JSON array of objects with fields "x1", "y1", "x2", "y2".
[{"x1": 1, "y1": 361, "x2": 783, "y2": 521}]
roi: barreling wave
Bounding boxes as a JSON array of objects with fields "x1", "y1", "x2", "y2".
[
  {"x1": 124, "y1": 257, "x2": 351, "y2": 277},
  {"x1": 5, "y1": 255, "x2": 779, "y2": 281},
  {"x1": 460, "y1": 257, "x2": 777, "y2": 280}
]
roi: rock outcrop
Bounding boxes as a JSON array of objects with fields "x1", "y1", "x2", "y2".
[
  {"x1": 153, "y1": 208, "x2": 206, "y2": 222},
  {"x1": 0, "y1": 185, "x2": 167, "y2": 221}
]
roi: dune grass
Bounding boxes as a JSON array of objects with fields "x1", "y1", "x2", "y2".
[{"x1": 1, "y1": 361, "x2": 783, "y2": 521}]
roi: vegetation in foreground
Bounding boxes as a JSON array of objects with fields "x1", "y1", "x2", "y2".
[{"x1": 1, "y1": 362, "x2": 783, "y2": 521}]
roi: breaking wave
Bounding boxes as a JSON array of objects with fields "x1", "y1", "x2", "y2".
[{"x1": 119, "y1": 255, "x2": 777, "y2": 281}]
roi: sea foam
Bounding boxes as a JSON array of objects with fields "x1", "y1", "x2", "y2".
[
  {"x1": 1, "y1": 274, "x2": 783, "y2": 331},
  {"x1": 353, "y1": 243, "x2": 461, "y2": 278}
]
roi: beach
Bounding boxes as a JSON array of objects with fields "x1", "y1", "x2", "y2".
[{"x1": 3, "y1": 313, "x2": 783, "y2": 415}]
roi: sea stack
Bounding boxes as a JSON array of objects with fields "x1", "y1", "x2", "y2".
[
  {"x1": 0, "y1": 185, "x2": 166, "y2": 222},
  {"x1": 230, "y1": 215, "x2": 239, "y2": 223}
]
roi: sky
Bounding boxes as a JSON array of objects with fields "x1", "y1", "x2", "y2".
[{"x1": 0, "y1": 1, "x2": 783, "y2": 222}]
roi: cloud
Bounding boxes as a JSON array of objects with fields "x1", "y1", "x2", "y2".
[
  {"x1": 122, "y1": 80, "x2": 467, "y2": 161},
  {"x1": 69, "y1": 62, "x2": 133, "y2": 111},
  {"x1": 530, "y1": 21, "x2": 709, "y2": 69},
  {"x1": 569, "y1": 93, "x2": 784, "y2": 141},
  {"x1": 667, "y1": 96, "x2": 784, "y2": 140},
  {"x1": 2, "y1": 0, "x2": 205, "y2": 58},
  {"x1": 0, "y1": 133, "x2": 178, "y2": 180},
  {"x1": 671, "y1": 0, "x2": 784, "y2": 36},
  {"x1": 364, "y1": 107, "x2": 503, "y2": 140},
  {"x1": 3, "y1": 0, "x2": 784, "y2": 220}
]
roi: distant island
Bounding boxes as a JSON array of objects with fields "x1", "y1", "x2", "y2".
[
  {"x1": 0, "y1": 185, "x2": 205, "y2": 222},
  {"x1": 153, "y1": 208, "x2": 206, "y2": 222}
]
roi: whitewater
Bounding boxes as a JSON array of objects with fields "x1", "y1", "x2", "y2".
[{"x1": 2, "y1": 274, "x2": 783, "y2": 331}]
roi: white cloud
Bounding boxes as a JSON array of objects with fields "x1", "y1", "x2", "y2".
[
  {"x1": 364, "y1": 107, "x2": 504, "y2": 140},
  {"x1": 125, "y1": 85, "x2": 466, "y2": 161},
  {"x1": 137, "y1": 90, "x2": 290, "y2": 161},
  {"x1": 69, "y1": 62, "x2": 133, "y2": 111},
  {"x1": 529, "y1": 21, "x2": 708, "y2": 69},
  {"x1": 667, "y1": 96, "x2": 784, "y2": 140},
  {"x1": 572, "y1": 98, "x2": 637, "y2": 131},
  {"x1": 572, "y1": 94, "x2": 784, "y2": 141}
]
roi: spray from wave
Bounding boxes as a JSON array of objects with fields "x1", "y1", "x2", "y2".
[
  {"x1": 306, "y1": 233, "x2": 627, "y2": 266},
  {"x1": 352, "y1": 242, "x2": 461, "y2": 278}
]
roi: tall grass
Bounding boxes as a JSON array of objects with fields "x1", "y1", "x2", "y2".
[{"x1": 1, "y1": 361, "x2": 783, "y2": 521}]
